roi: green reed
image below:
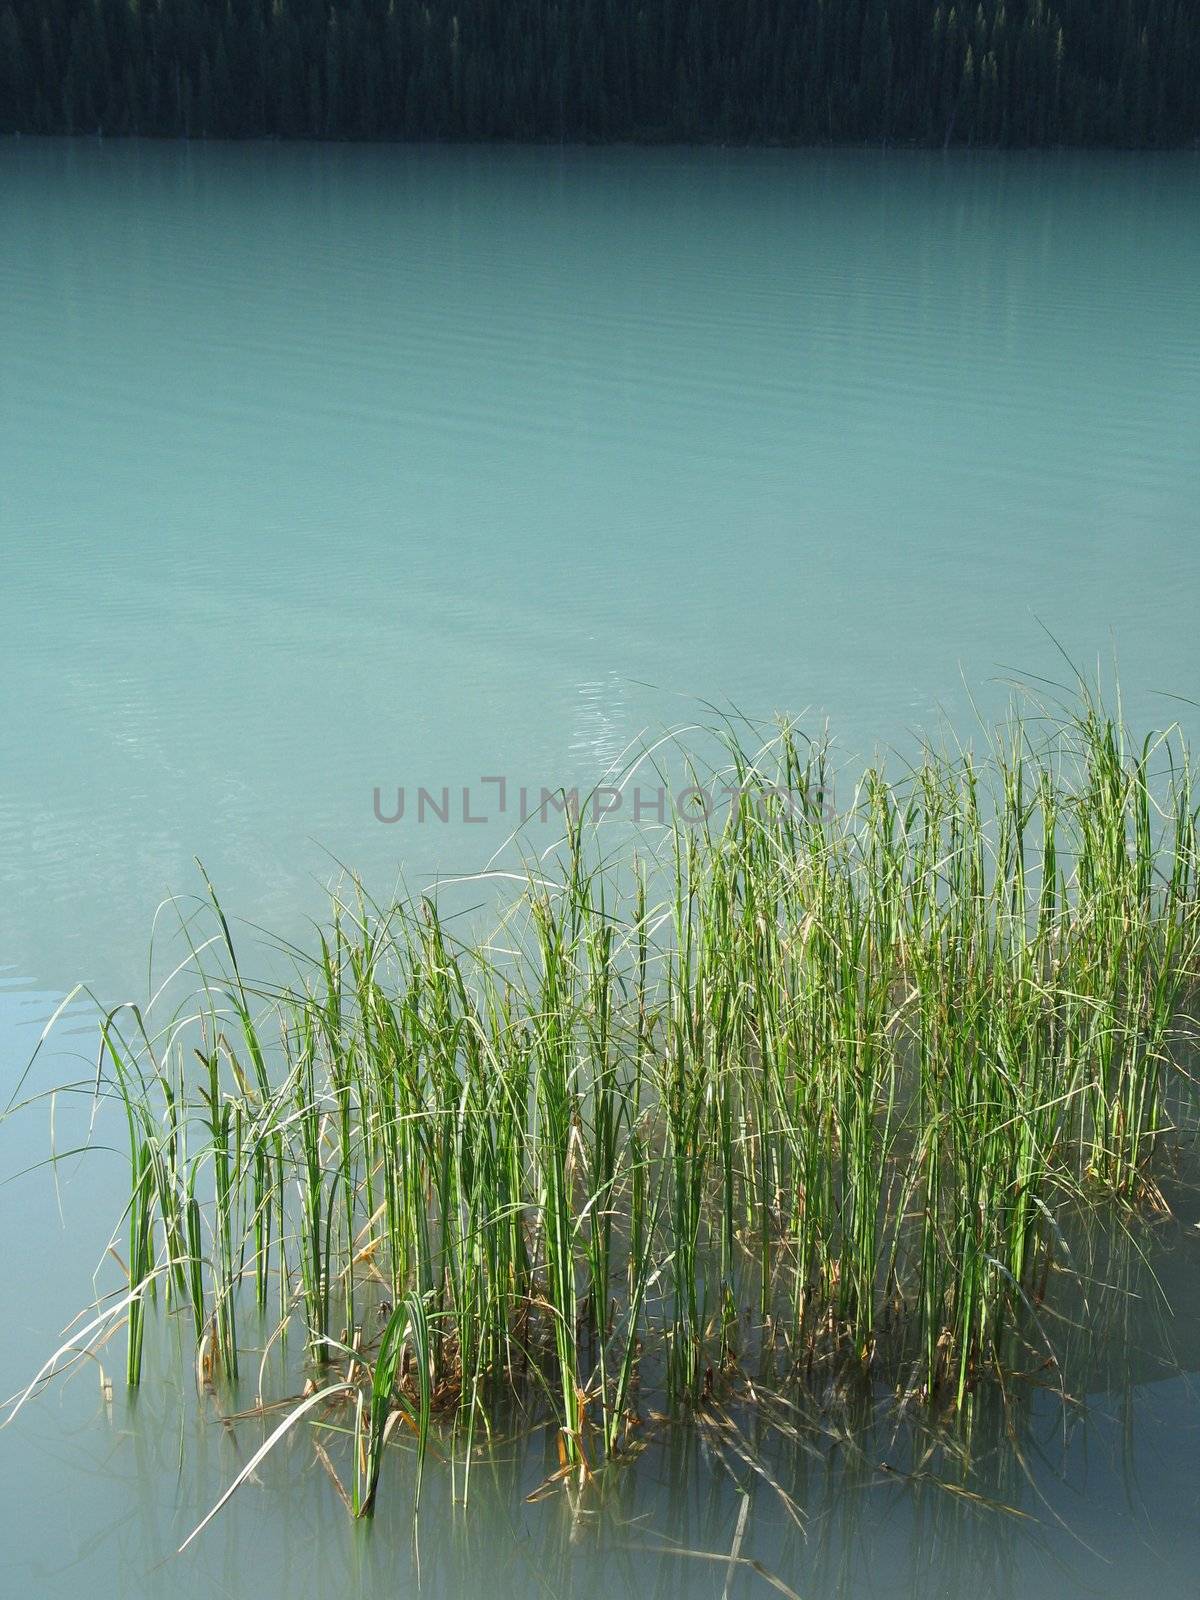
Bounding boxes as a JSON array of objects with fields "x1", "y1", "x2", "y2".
[{"x1": 34, "y1": 684, "x2": 1200, "y2": 1519}]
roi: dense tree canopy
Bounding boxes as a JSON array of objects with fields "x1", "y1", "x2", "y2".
[{"x1": 0, "y1": 0, "x2": 1196, "y2": 146}]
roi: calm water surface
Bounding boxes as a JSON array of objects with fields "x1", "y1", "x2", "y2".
[{"x1": 2, "y1": 141, "x2": 1199, "y2": 1599}]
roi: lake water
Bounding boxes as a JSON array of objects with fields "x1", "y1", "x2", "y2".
[{"x1": 2, "y1": 140, "x2": 1199, "y2": 1599}]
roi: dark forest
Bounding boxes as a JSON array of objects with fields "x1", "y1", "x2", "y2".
[{"x1": 1, "y1": 0, "x2": 1197, "y2": 146}]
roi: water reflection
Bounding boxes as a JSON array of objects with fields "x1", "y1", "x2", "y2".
[
  {"x1": 57, "y1": 1377, "x2": 1198, "y2": 1600},
  {"x1": 16, "y1": 1198, "x2": 1199, "y2": 1600}
]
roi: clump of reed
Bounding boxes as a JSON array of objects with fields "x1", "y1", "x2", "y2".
[{"x1": 15, "y1": 683, "x2": 1200, "y2": 1520}]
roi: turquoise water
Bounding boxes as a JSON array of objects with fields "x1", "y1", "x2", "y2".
[{"x1": 2, "y1": 140, "x2": 1200, "y2": 1599}]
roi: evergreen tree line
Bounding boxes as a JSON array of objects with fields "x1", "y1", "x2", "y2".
[{"x1": 1, "y1": 0, "x2": 1196, "y2": 147}]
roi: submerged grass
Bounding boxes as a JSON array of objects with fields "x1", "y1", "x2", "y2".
[{"x1": 11, "y1": 679, "x2": 1200, "y2": 1524}]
